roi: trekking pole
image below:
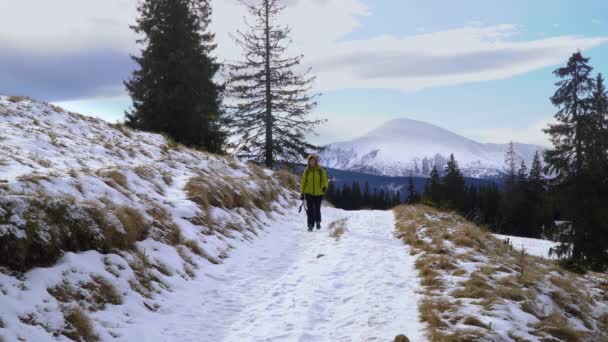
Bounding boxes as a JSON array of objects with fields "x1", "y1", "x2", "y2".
[{"x1": 298, "y1": 198, "x2": 308, "y2": 213}]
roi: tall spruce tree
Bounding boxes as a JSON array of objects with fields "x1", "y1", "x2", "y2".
[
  {"x1": 406, "y1": 174, "x2": 420, "y2": 204},
  {"x1": 424, "y1": 166, "x2": 442, "y2": 205},
  {"x1": 544, "y1": 51, "x2": 601, "y2": 268},
  {"x1": 529, "y1": 151, "x2": 546, "y2": 237},
  {"x1": 226, "y1": 0, "x2": 324, "y2": 167},
  {"x1": 581, "y1": 73, "x2": 608, "y2": 269},
  {"x1": 442, "y1": 154, "x2": 466, "y2": 211},
  {"x1": 545, "y1": 52, "x2": 593, "y2": 178},
  {"x1": 362, "y1": 181, "x2": 371, "y2": 208},
  {"x1": 125, "y1": 0, "x2": 225, "y2": 152}
]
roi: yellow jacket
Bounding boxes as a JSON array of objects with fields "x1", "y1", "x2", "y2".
[{"x1": 300, "y1": 166, "x2": 329, "y2": 196}]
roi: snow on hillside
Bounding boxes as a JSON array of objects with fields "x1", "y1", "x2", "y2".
[
  {"x1": 395, "y1": 205, "x2": 608, "y2": 341},
  {"x1": 0, "y1": 96, "x2": 428, "y2": 342},
  {"x1": 494, "y1": 234, "x2": 560, "y2": 259},
  {"x1": 320, "y1": 118, "x2": 544, "y2": 178},
  {"x1": 0, "y1": 95, "x2": 299, "y2": 341}
]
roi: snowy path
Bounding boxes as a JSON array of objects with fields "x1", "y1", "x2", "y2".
[{"x1": 122, "y1": 209, "x2": 425, "y2": 342}]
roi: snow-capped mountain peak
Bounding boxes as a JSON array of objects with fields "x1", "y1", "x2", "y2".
[{"x1": 320, "y1": 118, "x2": 545, "y2": 178}]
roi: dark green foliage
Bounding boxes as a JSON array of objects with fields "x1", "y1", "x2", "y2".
[
  {"x1": 325, "y1": 180, "x2": 401, "y2": 210},
  {"x1": 406, "y1": 175, "x2": 421, "y2": 204},
  {"x1": 423, "y1": 166, "x2": 442, "y2": 205},
  {"x1": 125, "y1": 0, "x2": 225, "y2": 152},
  {"x1": 544, "y1": 52, "x2": 608, "y2": 271},
  {"x1": 442, "y1": 154, "x2": 466, "y2": 211},
  {"x1": 420, "y1": 153, "x2": 552, "y2": 239}
]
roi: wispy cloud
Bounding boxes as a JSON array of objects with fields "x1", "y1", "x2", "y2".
[
  {"x1": 2, "y1": 0, "x2": 607, "y2": 114},
  {"x1": 307, "y1": 25, "x2": 608, "y2": 92},
  {"x1": 465, "y1": 117, "x2": 557, "y2": 147}
]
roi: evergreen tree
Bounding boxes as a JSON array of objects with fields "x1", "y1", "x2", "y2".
[
  {"x1": 424, "y1": 166, "x2": 442, "y2": 205},
  {"x1": 517, "y1": 160, "x2": 528, "y2": 185},
  {"x1": 226, "y1": 0, "x2": 324, "y2": 167},
  {"x1": 362, "y1": 181, "x2": 371, "y2": 208},
  {"x1": 528, "y1": 151, "x2": 547, "y2": 238},
  {"x1": 125, "y1": 0, "x2": 225, "y2": 152},
  {"x1": 352, "y1": 181, "x2": 362, "y2": 209},
  {"x1": 529, "y1": 151, "x2": 544, "y2": 193},
  {"x1": 406, "y1": 174, "x2": 420, "y2": 204},
  {"x1": 377, "y1": 189, "x2": 387, "y2": 209},
  {"x1": 442, "y1": 154, "x2": 466, "y2": 210},
  {"x1": 326, "y1": 179, "x2": 336, "y2": 204},
  {"x1": 393, "y1": 191, "x2": 402, "y2": 207},
  {"x1": 341, "y1": 183, "x2": 352, "y2": 210},
  {"x1": 545, "y1": 52, "x2": 593, "y2": 178},
  {"x1": 545, "y1": 52, "x2": 605, "y2": 266}
]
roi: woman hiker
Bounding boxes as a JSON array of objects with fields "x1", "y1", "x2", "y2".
[{"x1": 300, "y1": 154, "x2": 329, "y2": 232}]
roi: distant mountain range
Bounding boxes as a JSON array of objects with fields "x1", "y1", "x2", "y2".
[{"x1": 319, "y1": 118, "x2": 545, "y2": 179}]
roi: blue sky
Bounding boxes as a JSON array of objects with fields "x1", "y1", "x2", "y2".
[{"x1": 2, "y1": 0, "x2": 608, "y2": 146}]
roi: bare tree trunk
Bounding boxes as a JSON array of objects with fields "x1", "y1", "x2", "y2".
[
  {"x1": 226, "y1": 0, "x2": 323, "y2": 166},
  {"x1": 264, "y1": 0, "x2": 273, "y2": 167}
]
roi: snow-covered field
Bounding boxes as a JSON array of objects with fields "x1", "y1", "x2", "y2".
[{"x1": 494, "y1": 234, "x2": 560, "y2": 259}]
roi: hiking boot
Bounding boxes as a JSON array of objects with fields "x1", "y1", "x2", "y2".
[
  {"x1": 316, "y1": 221, "x2": 321, "y2": 230},
  {"x1": 308, "y1": 225, "x2": 314, "y2": 232}
]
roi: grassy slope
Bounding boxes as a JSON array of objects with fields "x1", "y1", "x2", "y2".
[
  {"x1": 0, "y1": 95, "x2": 298, "y2": 341},
  {"x1": 394, "y1": 205, "x2": 608, "y2": 342}
]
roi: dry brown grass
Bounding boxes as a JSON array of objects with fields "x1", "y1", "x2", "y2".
[
  {"x1": 451, "y1": 272, "x2": 492, "y2": 299},
  {"x1": 185, "y1": 168, "x2": 281, "y2": 216},
  {"x1": 128, "y1": 250, "x2": 158, "y2": 298},
  {"x1": 48, "y1": 276, "x2": 122, "y2": 312},
  {"x1": 532, "y1": 312, "x2": 589, "y2": 341},
  {"x1": 275, "y1": 169, "x2": 299, "y2": 191},
  {"x1": 182, "y1": 239, "x2": 220, "y2": 265},
  {"x1": 419, "y1": 298, "x2": 453, "y2": 340},
  {"x1": 0, "y1": 195, "x2": 151, "y2": 271},
  {"x1": 99, "y1": 168, "x2": 129, "y2": 192},
  {"x1": 16, "y1": 173, "x2": 51, "y2": 184},
  {"x1": 113, "y1": 206, "x2": 148, "y2": 246},
  {"x1": 394, "y1": 204, "x2": 608, "y2": 341},
  {"x1": 7, "y1": 95, "x2": 30, "y2": 103},
  {"x1": 62, "y1": 308, "x2": 99, "y2": 342},
  {"x1": 462, "y1": 316, "x2": 490, "y2": 330},
  {"x1": 161, "y1": 170, "x2": 173, "y2": 186},
  {"x1": 134, "y1": 165, "x2": 155, "y2": 181}
]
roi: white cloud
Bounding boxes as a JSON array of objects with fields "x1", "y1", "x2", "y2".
[
  {"x1": 307, "y1": 25, "x2": 608, "y2": 92},
  {"x1": 2, "y1": 0, "x2": 606, "y2": 99},
  {"x1": 308, "y1": 113, "x2": 385, "y2": 145},
  {"x1": 465, "y1": 117, "x2": 557, "y2": 147}
]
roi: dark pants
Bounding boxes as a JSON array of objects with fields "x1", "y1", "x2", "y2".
[{"x1": 305, "y1": 195, "x2": 323, "y2": 227}]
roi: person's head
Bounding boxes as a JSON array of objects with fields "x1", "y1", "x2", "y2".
[{"x1": 307, "y1": 154, "x2": 318, "y2": 167}]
